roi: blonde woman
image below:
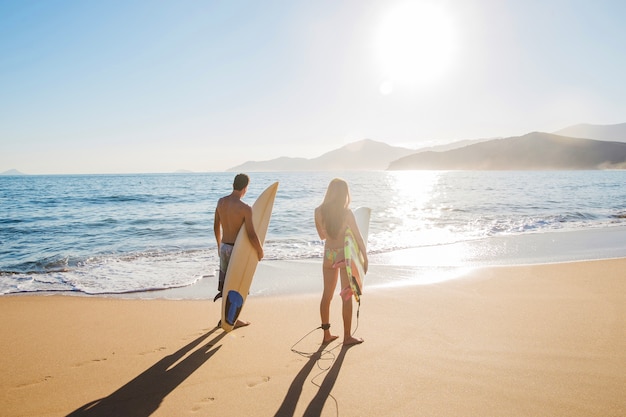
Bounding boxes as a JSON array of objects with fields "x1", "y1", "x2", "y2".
[{"x1": 314, "y1": 178, "x2": 368, "y2": 345}]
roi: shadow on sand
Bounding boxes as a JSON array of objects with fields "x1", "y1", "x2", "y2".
[
  {"x1": 274, "y1": 344, "x2": 352, "y2": 417},
  {"x1": 67, "y1": 328, "x2": 225, "y2": 417}
]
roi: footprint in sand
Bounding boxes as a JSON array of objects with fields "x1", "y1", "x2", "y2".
[
  {"x1": 191, "y1": 396, "x2": 215, "y2": 412},
  {"x1": 14, "y1": 375, "x2": 53, "y2": 389},
  {"x1": 182, "y1": 330, "x2": 210, "y2": 341},
  {"x1": 246, "y1": 376, "x2": 270, "y2": 388},
  {"x1": 72, "y1": 358, "x2": 108, "y2": 367},
  {"x1": 138, "y1": 346, "x2": 167, "y2": 355}
]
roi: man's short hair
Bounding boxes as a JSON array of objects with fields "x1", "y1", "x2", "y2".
[{"x1": 233, "y1": 173, "x2": 250, "y2": 191}]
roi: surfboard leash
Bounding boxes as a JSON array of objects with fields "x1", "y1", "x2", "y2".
[
  {"x1": 289, "y1": 326, "x2": 341, "y2": 417},
  {"x1": 289, "y1": 325, "x2": 326, "y2": 357},
  {"x1": 351, "y1": 299, "x2": 361, "y2": 337}
]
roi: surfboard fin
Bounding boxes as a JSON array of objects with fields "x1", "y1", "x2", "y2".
[{"x1": 225, "y1": 291, "x2": 244, "y2": 326}]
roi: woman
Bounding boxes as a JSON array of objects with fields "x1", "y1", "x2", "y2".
[{"x1": 314, "y1": 178, "x2": 368, "y2": 346}]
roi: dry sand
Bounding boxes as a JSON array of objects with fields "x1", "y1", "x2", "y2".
[{"x1": 1, "y1": 258, "x2": 625, "y2": 417}]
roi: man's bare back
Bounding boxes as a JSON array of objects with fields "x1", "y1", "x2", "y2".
[
  {"x1": 214, "y1": 193, "x2": 263, "y2": 260},
  {"x1": 214, "y1": 174, "x2": 264, "y2": 275},
  {"x1": 215, "y1": 195, "x2": 251, "y2": 244}
]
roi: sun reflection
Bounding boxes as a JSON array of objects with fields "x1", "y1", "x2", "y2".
[
  {"x1": 366, "y1": 262, "x2": 475, "y2": 288},
  {"x1": 367, "y1": 242, "x2": 479, "y2": 287},
  {"x1": 388, "y1": 170, "x2": 439, "y2": 204},
  {"x1": 382, "y1": 171, "x2": 445, "y2": 247},
  {"x1": 373, "y1": 237, "x2": 482, "y2": 267}
]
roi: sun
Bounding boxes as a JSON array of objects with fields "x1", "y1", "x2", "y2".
[{"x1": 377, "y1": 2, "x2": 456, "y2": 93}]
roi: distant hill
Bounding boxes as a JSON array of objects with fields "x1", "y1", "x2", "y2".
[
  {"x1": 228, "y1": 139, "x2": 415, "y2": 171},
  {"x1": 412, "y1": 137, "x2": 496, "y2": 154},
  {"x1": 553, "y1": 122, "x2": 626, "y2": 142},
  {"x1": 388, "y1": 132, "x2": 626, "y2": 170},
  {"x1": 226, "y1": 122, "x2": 626, "y2": 172},
  {"x1": 1, "y1": 169, "x2": 26, "y2": 175},
  {"x1": 229, "y1": 156, "x2": 310, "y2": 172}
]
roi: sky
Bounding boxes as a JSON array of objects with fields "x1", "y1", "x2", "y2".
[{"x1": 1, "y1": 0, "x2": 625, "y2": 174}]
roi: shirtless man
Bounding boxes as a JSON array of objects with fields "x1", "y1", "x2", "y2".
[{"x1": 213, "y1": 173, "x2": 264, "y2": 328}]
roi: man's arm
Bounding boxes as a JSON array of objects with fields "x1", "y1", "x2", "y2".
[
  {"x1": 243, "y1": 205, "x2": 264, "y2": 261},
  {"x1": 214, "y1": 206, "x2": 222, "y2": 255}
]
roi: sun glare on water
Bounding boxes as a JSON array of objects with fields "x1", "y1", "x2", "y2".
[{"x1": 377, "y1": 2, "x2": 456, "y2": 94}]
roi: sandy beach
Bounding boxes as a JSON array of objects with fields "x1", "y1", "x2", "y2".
[{"x1": 1, "y1": 258, "x2": 625, "y2": 417}]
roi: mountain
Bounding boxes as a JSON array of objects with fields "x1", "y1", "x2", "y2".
[
  {"x1": 553, "y1": 122, "x2": 626, "y2": 142},
  {"x1": 228, "y1": 156, "x2": 310, "y2": 172},
  {"x1": 388, "y1": 132, "x2": 626, "y2": 170},
  {"x1": 227, "y1": 122, "x2": 626, "y2": 172},
  {"x1": 1, "y1": 169, "x2": 26, "y2": 175},
  {"x1": 412, "y1": 137, "x2": 496, "y2": 153},
  {"x1": 228, "y1": 139, "x2": 415, "y2": 171}
]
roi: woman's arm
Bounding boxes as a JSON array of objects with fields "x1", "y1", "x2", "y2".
[{"x1": 314, "y1": 207, "x2": 326, "y2": 240}]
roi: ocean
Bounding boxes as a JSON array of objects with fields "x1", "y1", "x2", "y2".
[{"x1": 2, "y1": 171, "x2": 626, "y2": 296}]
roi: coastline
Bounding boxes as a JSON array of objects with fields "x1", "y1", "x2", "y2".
[
  {"x1": 3, "y1": 223, "x2": 626, "y2": 299},
  {"x1": 98, "y1": 224, "x2": 626, "y2": 300},
  {"x1": 1, "y1": 258, "x2": 625, "y2": 416}
]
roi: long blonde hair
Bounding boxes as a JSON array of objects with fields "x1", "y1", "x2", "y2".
[{"x1": 320, "y1": 178, "x2": 351, "y2": 239}]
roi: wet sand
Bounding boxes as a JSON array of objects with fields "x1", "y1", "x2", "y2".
[{"x1": 1, "y1": 258, "x2": 625, "y2": 416}]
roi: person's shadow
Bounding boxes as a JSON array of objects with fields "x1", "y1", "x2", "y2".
[
  {"x1": 67, "y1": 328, "x2": 225, "y2": 417},
  {"x1": 274, "y1": 344, "x2": 352, "y2": 417}
]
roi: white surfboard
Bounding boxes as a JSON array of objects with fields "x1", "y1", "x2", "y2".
[
  {"x1": 344, "y1": 207, "x2": 371, "y2": 303},
  {"x1": 354, "y1": 207, "x2": 371, "y2": 245},
  {"x1": 221, "y1": 182, "x2": 279, "y2": 332}
]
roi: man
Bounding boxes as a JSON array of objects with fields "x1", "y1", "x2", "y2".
[{"x1": 213, "y1": 173, "x2": 264, "y2": 327}]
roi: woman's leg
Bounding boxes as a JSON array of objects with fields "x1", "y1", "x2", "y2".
[
  {"x1": 320, "y1": 265, "x2": 339, "y2": 343},
  {"x1": 339, "y1": 267, "x2": 364, "y2": 345}
]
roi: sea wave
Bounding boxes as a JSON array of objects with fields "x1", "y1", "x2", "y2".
[{"x1": 2, "y1": 171, "x2": 626, "y2": 295}]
